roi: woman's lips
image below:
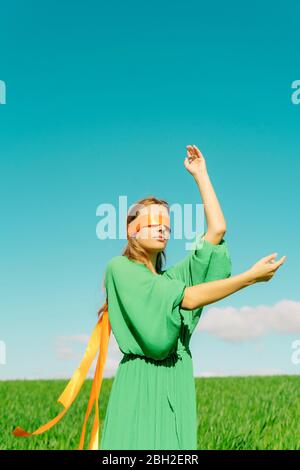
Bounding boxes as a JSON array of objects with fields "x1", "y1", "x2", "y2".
[{"x1": 155, "y1": 237, "x2": 165, "y2": 242}]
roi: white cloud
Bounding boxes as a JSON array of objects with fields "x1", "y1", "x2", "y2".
[
  {"x1": 197, "y1": 299, "x2": 300, "y2": 341},
  {"x1": 56, "y1": 334, "x2": 90, "y2": 361}
]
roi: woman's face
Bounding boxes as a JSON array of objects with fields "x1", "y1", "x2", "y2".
[{"x1": 134, "y1": 204, "x2": 171, "y2": 252}]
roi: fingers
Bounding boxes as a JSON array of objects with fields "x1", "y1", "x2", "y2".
[
  {"x1": 273, "y1": 255, "x2": 287, "y2": 270},
  {"x1": 186, "y1": 150, "x2": 196, "y2": 164},
  {"x1": 186, "y1": 146, "x2": 195, "y2": 161},
  {"x1": 186, "y1": 149, "x2": 192, "y2": 159},
  {"x1": 186, "y1": 145, "x2": 199, "y2": 160},
  {"x1": 264, "y1": 252, "x2": 278, "y2": 263},
  {"x1": 192, "y1": 144, "x2": 203, "y2": 159},
  {"x1": 263, "y1": 252, "x2": 286, "y2": 267}
]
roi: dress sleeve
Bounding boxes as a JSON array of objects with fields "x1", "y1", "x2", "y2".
[
  {"x1": 163, "y1": 232, "x2": 232, "y2": 287},
  {"x1": 105, "y1": 257, "x2": 187, "y2": 361},
  {"x1": 162, "y1": 233, "x2": 232, "y2": 320}
]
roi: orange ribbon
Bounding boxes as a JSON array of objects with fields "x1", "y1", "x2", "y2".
[{"x1": 12, "y1": 309, "x2": 111, "y2": 450}]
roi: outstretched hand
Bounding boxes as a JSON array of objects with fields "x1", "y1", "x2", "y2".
[
  {"x1": 184, "y1": 144, "x2": 207, "y2": 177},
  {"x1": 248, "y1": 253, "x2": 287, "y2": 283}
]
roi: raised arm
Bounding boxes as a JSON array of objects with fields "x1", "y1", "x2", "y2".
[
  {"x1": 180, "y1": 252, "x2": 286, "y2": 310},
  {"x1": 185, "y1": 144, "x2": 227, "y2": 245}
]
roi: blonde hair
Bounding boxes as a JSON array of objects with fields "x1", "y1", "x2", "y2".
[{"x1": 97, "y1": 195, "x2": 170, "y2": 319}]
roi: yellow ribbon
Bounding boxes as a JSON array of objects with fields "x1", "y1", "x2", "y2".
[{"x1": 12, "y1": 309, "x2": 111, "y2": 450}]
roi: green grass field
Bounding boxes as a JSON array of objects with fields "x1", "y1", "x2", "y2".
[{"x1": 1, "y1": 375, "x2": 299, "y2": 450}]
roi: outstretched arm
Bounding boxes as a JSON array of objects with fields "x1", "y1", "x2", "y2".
[
  {"x1": 181, "y1": 252, "x2": 286, "y2": 310},
  {"x1": 185, "y1": 144, "x2": 226, "y2": 245}
]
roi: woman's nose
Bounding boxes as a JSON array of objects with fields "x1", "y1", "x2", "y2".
[{"x1": 159, "y1": 226, "x2": 171, "y2": 237}]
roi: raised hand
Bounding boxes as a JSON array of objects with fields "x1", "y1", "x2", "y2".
[{"x1": 184, "y1": 144, "x2": 207, "y2": 177}]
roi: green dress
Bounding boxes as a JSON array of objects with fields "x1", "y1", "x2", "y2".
[{"x1": 100, "y1": 232, "x2": 231, "y2": 450}]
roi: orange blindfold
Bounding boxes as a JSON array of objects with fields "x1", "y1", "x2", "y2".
[{"x1": 127, "y1": 213, "x2": 171, "y2": 238}]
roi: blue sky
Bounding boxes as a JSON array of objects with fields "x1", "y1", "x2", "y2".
[{"x1": 1, "y1": 0, "x2": 300, "y2": 380}]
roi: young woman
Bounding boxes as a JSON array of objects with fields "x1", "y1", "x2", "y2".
[{"x1": 12, "y1": 145, "x2": 286, "y2": 450}]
